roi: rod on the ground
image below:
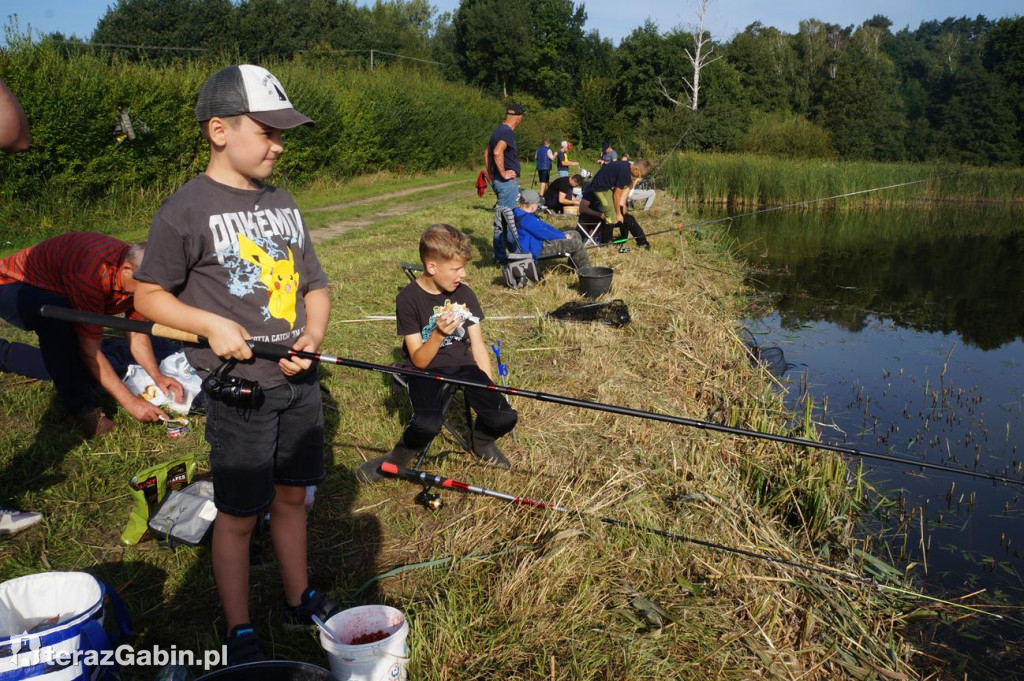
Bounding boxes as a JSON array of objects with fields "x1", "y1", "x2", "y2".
[
  {"x1": 380, "y1": 462, "x2": 869, "y2": 583},
  {"x1": 38, "y1": 306, "x2": 1024, "y2": 488}
]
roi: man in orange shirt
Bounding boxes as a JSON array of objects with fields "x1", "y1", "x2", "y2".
[{"x1": 0, "y1": 233, "x2": 182, "y2": 437}]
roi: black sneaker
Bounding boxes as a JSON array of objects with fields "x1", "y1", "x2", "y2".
[
  {"x1": 225, "y1": 624, "x2": 266, "y2": 666},
  {"x1": 283, "y1": 587, "x2": 342, "y2": 631},
  {"x1": 356, "y1": 444, "x2": 418, "y2": 484},
  {"x1": 473, "y1": 441, "x2": 511, "y2": 470}
]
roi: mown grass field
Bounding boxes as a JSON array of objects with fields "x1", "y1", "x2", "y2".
[{"x1": 0, "y1": 178, "x2": 924, "y2": 679}]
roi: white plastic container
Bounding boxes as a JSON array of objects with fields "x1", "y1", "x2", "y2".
[{"x1": 320, "y1": 605, "x2": 409, "y2": 681}]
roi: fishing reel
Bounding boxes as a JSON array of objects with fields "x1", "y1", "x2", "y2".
[
  {"x1": 202, "y1": 359, "x2": 263, "y2": 408},
  {"x1": 415, "y1": 486, "x2": 443, "y2": 512}
]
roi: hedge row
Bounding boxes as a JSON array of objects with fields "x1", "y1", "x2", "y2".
[{"x1": 0, "y1": 41, "x2": 562, "y2": 204}]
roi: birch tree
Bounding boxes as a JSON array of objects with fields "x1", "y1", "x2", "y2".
[{"x1": 658, "y1": 0, "x2": 721, "y2": 110}]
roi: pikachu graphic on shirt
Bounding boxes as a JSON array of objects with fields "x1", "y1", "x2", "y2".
[{"x1": 237, "y1": 233, "x2": 299, "y2": 328}]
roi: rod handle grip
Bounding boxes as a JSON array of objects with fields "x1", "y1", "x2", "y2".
[{"x1": 248, "y1": 340, "x2": 292, "y2": 361}]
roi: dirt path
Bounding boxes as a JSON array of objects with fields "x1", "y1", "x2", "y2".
[
  {"x1": 310, "y1": 183, "x2": 474, "y2": 244},
  {"x1": 306, "y1": 179, "x2": 465, "y2": 214}
]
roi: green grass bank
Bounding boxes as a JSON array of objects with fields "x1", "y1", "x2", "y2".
[{"x1": 0, "y1": 182, "x2": 933, "y2": 678}]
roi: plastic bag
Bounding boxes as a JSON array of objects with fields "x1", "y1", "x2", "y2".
[
  {"x1": 148, "y1": 480, "x2": 217, "y2": 547},
  {"x1": 121, "y1": 351, "x2": 203, "y2": 414}
]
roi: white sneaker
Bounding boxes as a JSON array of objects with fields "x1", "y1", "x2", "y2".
[{"x1": 0, "y1": 508, "x2": 43, "y2": 536}]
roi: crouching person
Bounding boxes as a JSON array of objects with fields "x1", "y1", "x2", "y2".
[{"x1": 358, "y1": 224, "x2": 519, "y2": 482}]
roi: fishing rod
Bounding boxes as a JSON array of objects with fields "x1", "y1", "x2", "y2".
[
  {"x1": 380, "y1": 463, "x2": 1003, "y2": 618},
  {"x1": 587, "y1": 175, "x2": 942, "y2": 250},
  {"x1": 380, "y1": 462, "x2": 871, "y2": 583},
  {"x1": 40, "y1": 306, "x2": 1024, "y2": 488}
]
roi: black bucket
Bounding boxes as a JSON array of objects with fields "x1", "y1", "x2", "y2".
[
  {"x1": 196, "y1": 661, "x2": 333, "y2": 681},
  {"x1": 578, "y1": 266, "x2": 613, "y2": 299}
]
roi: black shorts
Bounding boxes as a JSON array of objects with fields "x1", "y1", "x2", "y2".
[
  {"x1": 205, "y1": 371, "x2": 326, "y2": 516},
  {"x1": 537, "y1": 169, "x2": 550, "y2": 183}
]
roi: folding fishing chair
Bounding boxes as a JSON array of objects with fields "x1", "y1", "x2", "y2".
[
  {"x1": 493, "y1": 205, "x2": 575, "y2": 288},
  {"x1": 576, "y1": 216, "x2": 604, "y2": 246},
  {"x1": 396, "y1": 263, "x2": 474, "y2": 469}
]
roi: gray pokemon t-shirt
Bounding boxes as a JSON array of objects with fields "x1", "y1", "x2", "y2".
[{"x1": 136, "y1": 173, "x2": 328, "y2": 387}]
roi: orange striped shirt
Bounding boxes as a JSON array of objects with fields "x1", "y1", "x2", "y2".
[{"x1": 0, "y1": 232, "x2": 138, "y2": 339}]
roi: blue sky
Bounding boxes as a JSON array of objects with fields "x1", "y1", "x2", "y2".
[{"x1": 3, "y1": 0, "x2": 1020, "y2": 45}]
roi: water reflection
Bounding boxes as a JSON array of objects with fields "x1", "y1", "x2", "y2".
[{"x1": 726, "y1": 205, "x2": 1024, "y2": 675}]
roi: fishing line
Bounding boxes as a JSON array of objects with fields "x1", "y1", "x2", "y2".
[
  {"x1": 587, "y1": 175, "x2": 948, "y2": 251},
  {"x1": 38, "y1": 307, "x2": 1024, "y2": 489}
]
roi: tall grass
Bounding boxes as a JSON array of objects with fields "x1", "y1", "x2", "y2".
[
  {"x1": 661, "y1": 152, "x2": 1024, "y2": 206},
  {"x1": 0, "y1": 186, "x2": 929, "y2": 678}
]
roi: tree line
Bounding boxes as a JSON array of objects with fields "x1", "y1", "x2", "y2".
[{"x1": 36, "y1": 1, "x2": 1024, "y2": 165}]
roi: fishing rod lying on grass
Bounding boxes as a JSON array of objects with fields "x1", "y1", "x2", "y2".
[
  {"x1": 379, "y1": 463, "x2": 1002, "y2": 617},
  {"x1": 39, "y1": 306, "x2": 1024, "y2": 488},
  {"x1": 591, "y1": 176, "x2": 944, "y2": 250},
  {"x1": 380, "y1": 462, "x2": 869, "y2": 583}
]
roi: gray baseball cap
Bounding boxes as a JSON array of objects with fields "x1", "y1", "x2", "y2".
[
  {"x1": 519, "y1": 188, "x2": 541, "y2": 205},
  {"x1": 195, "y1": 65, "x2": 314, "y2": 129}
]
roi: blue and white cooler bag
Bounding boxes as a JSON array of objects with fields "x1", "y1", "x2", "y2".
[{"x1": 0, "y1": 572, "x2": 131, "y2": 681}]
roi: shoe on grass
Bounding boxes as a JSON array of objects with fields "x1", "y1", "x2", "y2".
[
  {"x1": 473, "y1": 441, "x2": 511, "y2": 470},
  {"x1": 0, "y1": 508, "x2": 42, "y2": 536},
  {"x1": 283, "y1": 587, "x2": 342, "y2": 631},
  {"x1": 224, "y1": 624, "x2": 266, "y2": 666},
  {"x1": 67, "y1": 408, "x2": 116, "y2": 438},
  {"x1": 355, "y1": 444, "x2": 418, "y2": 483}
]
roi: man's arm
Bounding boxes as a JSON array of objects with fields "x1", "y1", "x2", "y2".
[
  {"x1": 612, "y1": 186, "x2": 630, "y2": 223},
  {"x1": 133, "y1": 282, "x2": 253, "y2": 361},
  {"x1": 279, "y1": 287, "x2": 330, "y2": 376},
  {"x1": 492, "y1": 140, "x2": 513, "y2": 179},
  {"x1": 127, "y1": 331, "x2": 183, "y2": 402},
  {"x1": 0, "y1": 78, "x2": 30, "y2": 152},
  {"x1": 558, "y1": 190, "x2": 579, "y2": 206},
  {"x1": 467, "y1": 323, "x2": 493, "y2": 379},
  {"x1": 78, "y1": 334, "x2": 167, "y2": 422},
  {"x1": 518, "y1": 212, "x2": 567, "y2": 241}
]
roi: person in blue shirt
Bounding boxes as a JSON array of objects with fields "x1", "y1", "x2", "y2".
[
  {"x1": 535, "y1": 138, "x2": 554, "y2": 196},
  {"x1": 512, "y1": 189, "x2": 591, "y2": 270}
]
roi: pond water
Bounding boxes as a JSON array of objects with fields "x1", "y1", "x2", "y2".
[{"x1": 722, "y1": 205, "x2": 1024, "y2": 675}]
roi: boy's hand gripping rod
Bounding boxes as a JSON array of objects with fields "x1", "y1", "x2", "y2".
[{"x1": 38, "y1": 305, "x2": 1024, "y2": 488}]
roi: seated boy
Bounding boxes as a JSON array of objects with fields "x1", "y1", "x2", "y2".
[
  {"x1": 357, "y1": 224, "x2": 518, "y2": 481},
  {"x1": 514, "y1": 189, "x2": 591, "y2": 270},
  {"x1": 543, "y1": 173, "x2": 583, "y2": 213},
  {"x1": 133, "y1": 64, "x2": 337, "y2": 664}
]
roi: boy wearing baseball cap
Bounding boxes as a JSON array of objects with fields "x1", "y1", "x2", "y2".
[{"x1": 133, "y1": 65, "x2": 336, "y2": 664}]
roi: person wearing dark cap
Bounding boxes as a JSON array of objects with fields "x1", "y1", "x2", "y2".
[
  {"x1": 484, "y1": 102, "x2": 523, "y2": 209},
  {"x1": 132, "y1": 65, "x2": 338, "y2": 665},
  {"x1": 597, "y1": 143, "x2": 618, "y2": 165}
]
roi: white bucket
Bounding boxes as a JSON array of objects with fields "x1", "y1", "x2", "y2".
[{"x1": 320, "y1": 605, "x2": 409, "y2": 681}]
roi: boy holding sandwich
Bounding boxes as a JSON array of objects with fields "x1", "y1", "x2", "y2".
[{"x1": 357, "y1": 224, "x2": 518, "y2": 481}]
